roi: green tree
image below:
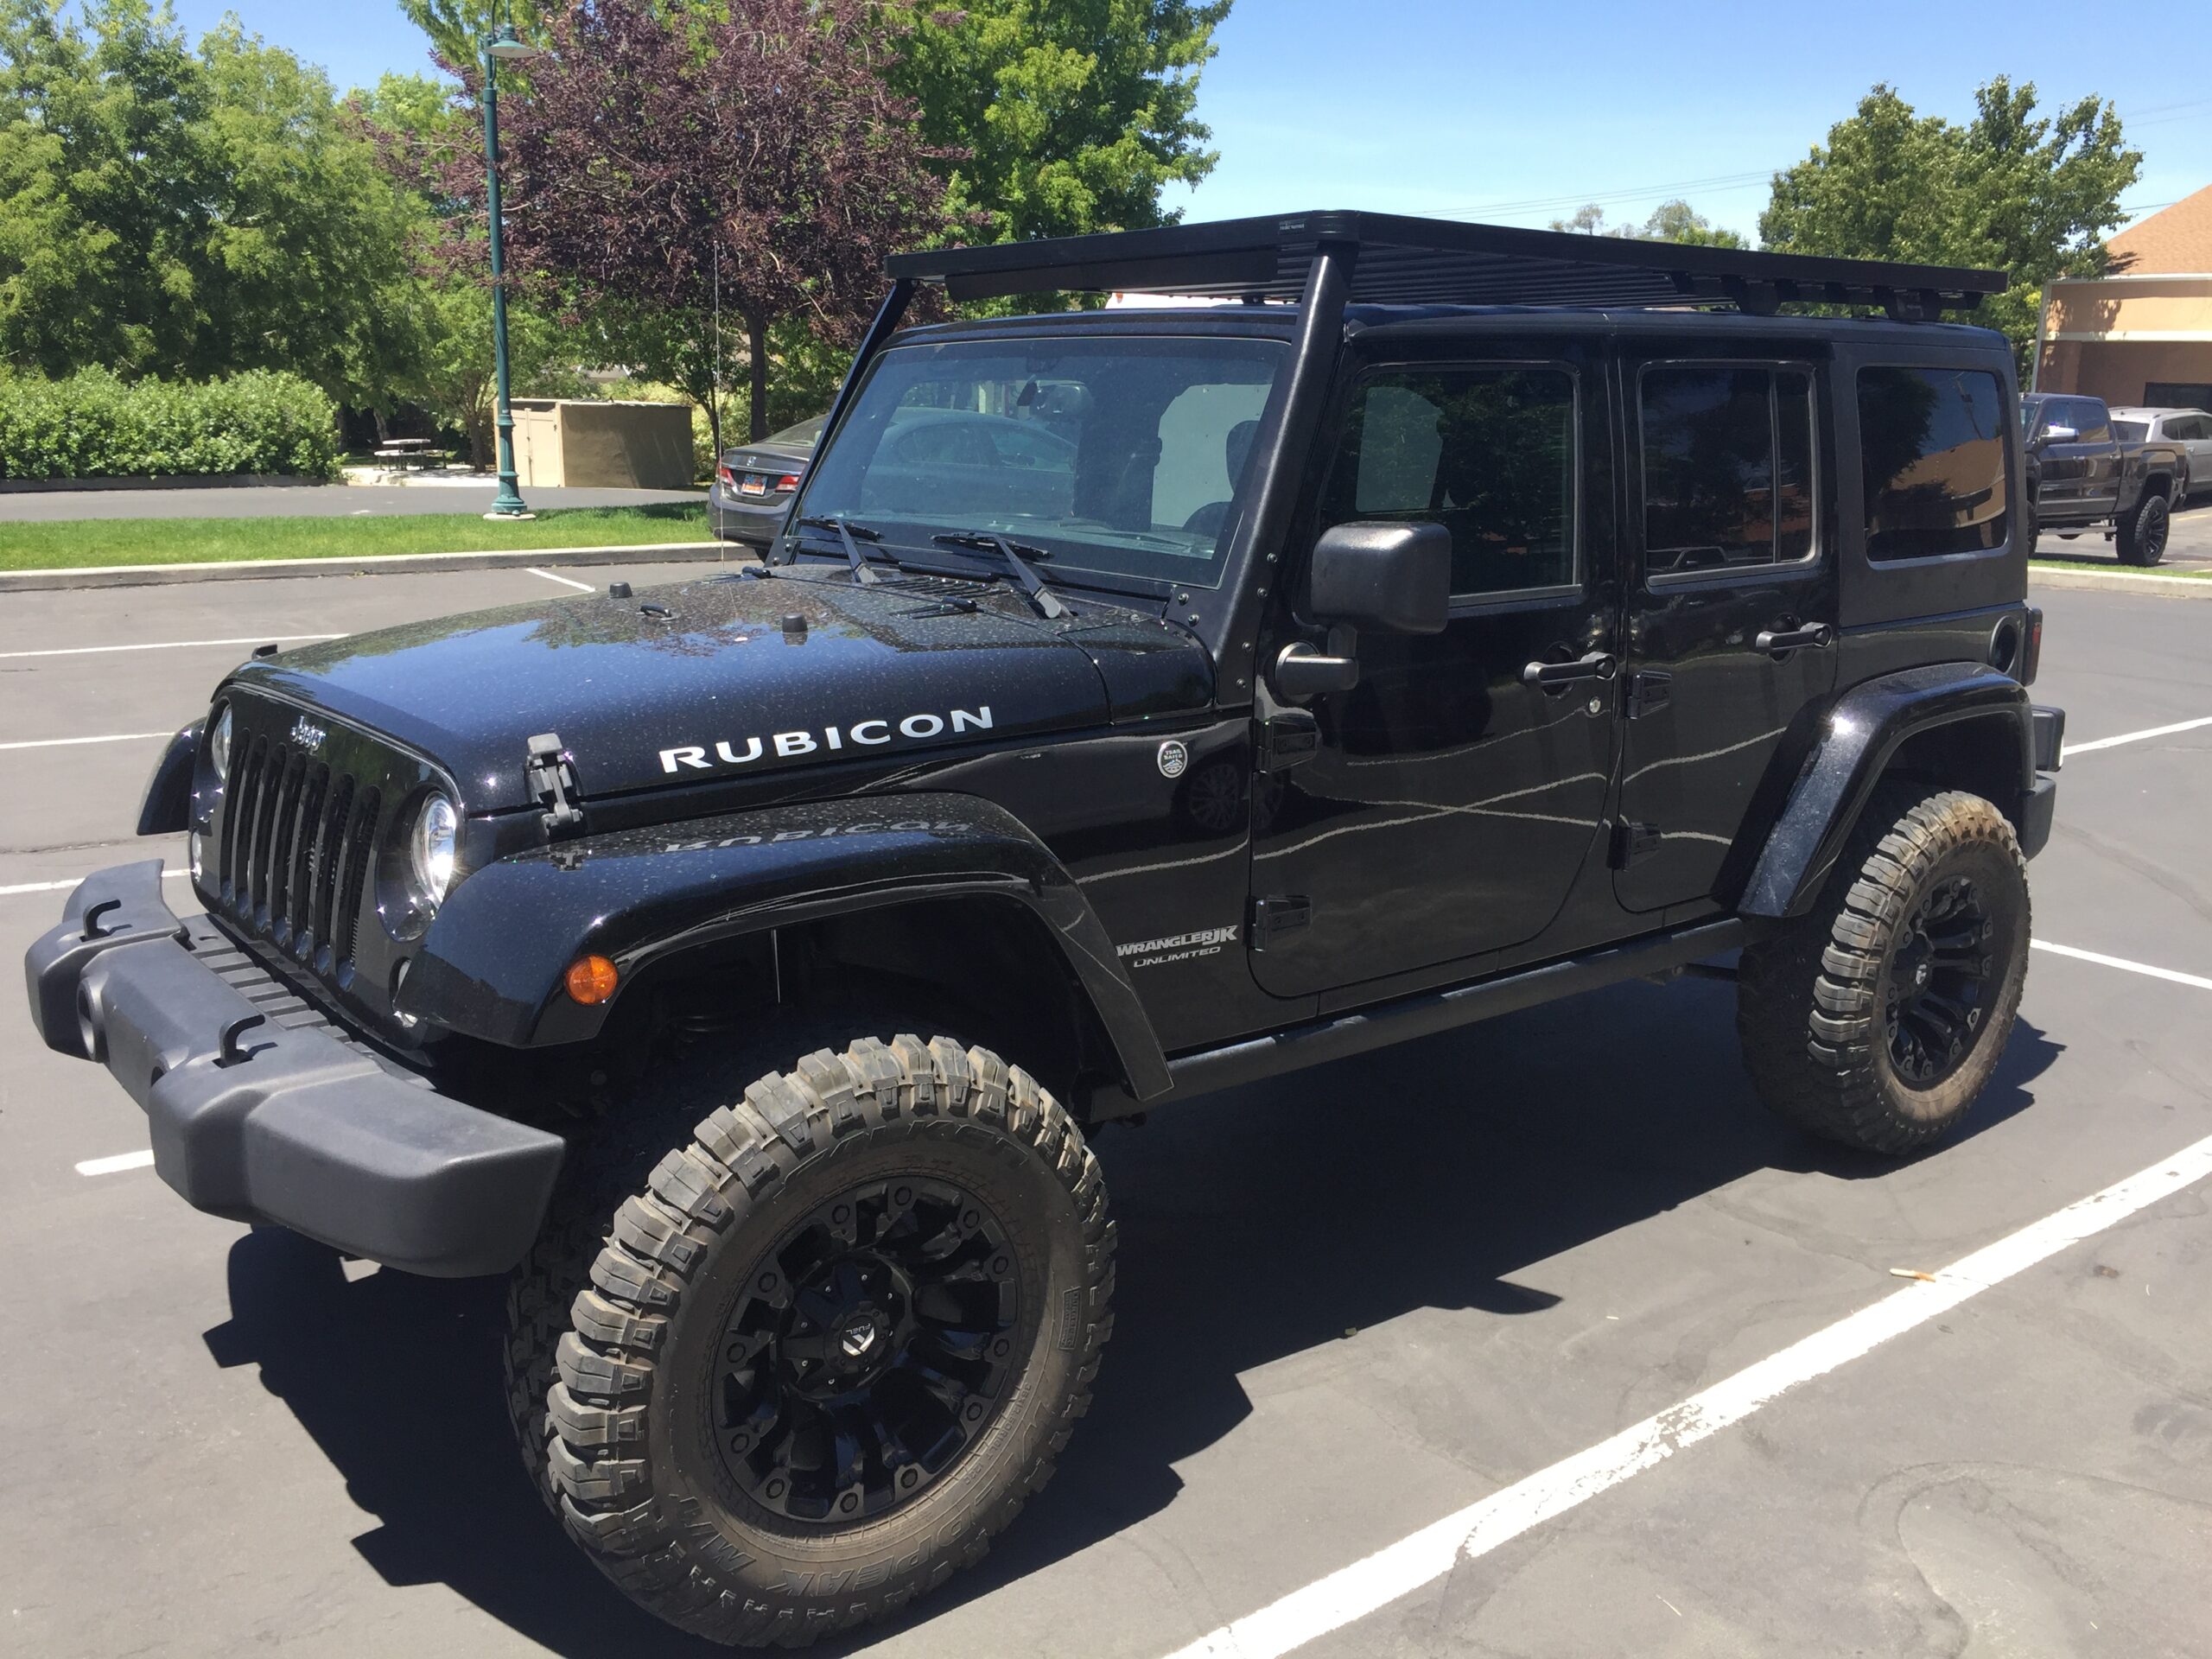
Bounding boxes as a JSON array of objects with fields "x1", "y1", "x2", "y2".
[
  {"x1": 0, "y1": 0, "x2": 424, "y2": 405},
  {"x1": 1548, "y1": 199, "x2": 1747, "y2": 248},
  {"x1": 888, "y1": 0, "x2": 1229, "y2": 243},
  {"x1": 1760, "y1": 79, "x2": 2139, "y2": 361},
  {"x1": 393, "y1": 0, "x2": 559, "y2": 72}
]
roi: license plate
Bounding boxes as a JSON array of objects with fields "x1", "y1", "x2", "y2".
[{"x1": 738, "y1": 474, "x2": 769, "y2": 497}]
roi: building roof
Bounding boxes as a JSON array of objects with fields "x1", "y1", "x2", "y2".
[
  {"x1": 2108, "y1": 183, "x2": 2212, "y2": 275},
  {"x1": 884, "y1": 211, "x2": 2005, "y2": 318}
]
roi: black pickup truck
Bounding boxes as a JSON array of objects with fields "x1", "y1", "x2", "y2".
[{"x1": 2022, "y1": 391, "x2": 2185, "y2": 563}]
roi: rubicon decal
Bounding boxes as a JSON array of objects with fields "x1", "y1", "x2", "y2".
[{"x1": 659, "y1": 706, "x2": 994, "y2": 774}]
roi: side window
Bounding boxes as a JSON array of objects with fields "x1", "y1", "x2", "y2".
[
  {"x1": 2073, "y1": 400, "x2": 2112, "y2": 444},
  {"x1": 1856, "y1": 366, "x2": 2010, "y2": 562},
  {"x1": 1325, "y1": 365, "x2": 1577, "y2": 596},
  {"x1": 1638, "y1": 364, "x2": 1817, "y2": 575}
]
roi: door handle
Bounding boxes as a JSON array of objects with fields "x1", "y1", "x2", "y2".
[
  {"x1": 1753, "y1": 622, "x2": 1834, "y2": 655},
  {"x1": 1521, "y1": 650, "x2": 1618, "y2": 690}
]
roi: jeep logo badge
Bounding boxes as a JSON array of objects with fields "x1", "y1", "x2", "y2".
[
  {"x1": 289, "y1": 716, "x2": 327, "y2": 753},
  {"x1": 1156, "y1": 740, "x2": 1189, "y2": 779}
]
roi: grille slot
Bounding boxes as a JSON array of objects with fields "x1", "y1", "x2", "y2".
[{"x1": 330, "y1": 785, "x2": 380, "y2": 968}]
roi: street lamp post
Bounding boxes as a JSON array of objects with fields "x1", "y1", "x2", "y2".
[{"x1": 481, "y1": 22, "x2": 542, "y2": 521}]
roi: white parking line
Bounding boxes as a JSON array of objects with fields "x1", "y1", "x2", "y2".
[
  {"x1": 0, "y1": 870, "x2": 188, "y2": 898},
  {"x1": 1160, "y1": 1128, "x2": 2212, "y2": 1659},
  {"x1": 0, "y1": 634, "x2": 340, "y2": 660},
  {"x1": 2063, "y1": 715, "x2": 2212, "y2": 756},
  {"x1": 526, "y1": 566, "x2": 596, "y2": 593},
  {"x1": 2032, "y1": 938, "x2": 2212, "y2": 992},
  {"x1": 75, "y1": 1149, "x2": 155, "y2": 1177},
  {"x1": 0, "y1": 731, "x2": 174, "y2": 753}
]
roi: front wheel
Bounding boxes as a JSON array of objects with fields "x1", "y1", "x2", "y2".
[
  {"x1": 2116, "y1": 490, "x2": 2171, "y2": 566},
  {"x1": 523, "y1": 1035, "x2": 1113, "y2": 1647},
  {"x1": 1738, "y1": 790, "x2": 2030, "y2": 1154}
]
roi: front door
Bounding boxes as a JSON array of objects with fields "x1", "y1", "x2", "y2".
[
  {"x1": 1614, "y1": 353, "x2": 1838, "y2": 913},
  {"x1": 1249, "y1": 348, "x2": 1619, "y2": 999}
]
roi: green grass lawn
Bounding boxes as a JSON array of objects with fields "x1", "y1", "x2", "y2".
[
  {"x1": 0, "y1": 501, "x2": 713, "y2": 571},
  {"x1": 2031, "y1": 556, "x2": 2209, "y2": 578}
]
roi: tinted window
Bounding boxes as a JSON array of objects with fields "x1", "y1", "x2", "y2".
[
  {"x1": 2113, "y1": 419, "x2": 2149, "y2": 442},
  {"x1": 1857, "y1": 366, "x2": 2010, "y2": 562},
  {"x1": 2070, "y1": 399, "x2": 2112, "y2": 443},
  {"x1": 1639, "y1": 365, "x2": 1816, "y2": 575},
  {"x1": 1325, "y1": 365, "x2": 1577, "y2": 595}
]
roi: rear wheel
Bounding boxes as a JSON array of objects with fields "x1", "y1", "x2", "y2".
[
  {"x1": 1738, "y1": 789, "x2": 2030, "y2": 1154},
  {"x1": 2116, "y1": 490, "x2": 2171, "y2": 565},
  {"x1": 518, "y1": 1034, "x2": 1112, "y2": 1648}
]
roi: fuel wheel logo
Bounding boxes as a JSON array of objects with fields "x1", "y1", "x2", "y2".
[{"x1": 1156, "y1": 740, "x2": 1189, "y2": 779}]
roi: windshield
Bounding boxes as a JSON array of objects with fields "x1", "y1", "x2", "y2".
[
  {"x1": 2113, "y1": 419, "x2": 2147, "y2": 442},
  {"x1": 791, "y1": 334, "x2": 1286, "y2": 590}
]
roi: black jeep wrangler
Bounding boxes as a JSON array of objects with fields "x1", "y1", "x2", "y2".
[{"x1": 27, "y1": 214, "x2": 2064, "y2": 1647}]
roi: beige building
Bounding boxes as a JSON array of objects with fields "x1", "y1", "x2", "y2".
[{"x1": 2034, "y1": 182, "x2": 2212, "y2": 410}]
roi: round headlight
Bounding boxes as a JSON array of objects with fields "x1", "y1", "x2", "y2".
[
  {"x1": 208, "y1": 706, "x2": 232, "y2": 782},
  {"x1": 408, "y1": 793, "x2": 459, "y2": 908}
]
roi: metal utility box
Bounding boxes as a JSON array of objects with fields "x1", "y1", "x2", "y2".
[{"x1": 511, "y1": 399, "x2": 696, "y2": 489}]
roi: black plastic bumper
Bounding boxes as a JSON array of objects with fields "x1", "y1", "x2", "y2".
[{"x1": 23, "y1": 861, "x2": 564, "y2": 1276}]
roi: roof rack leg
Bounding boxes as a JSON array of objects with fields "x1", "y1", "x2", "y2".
[
  {"x1": 1216, "y1": 238, "x2": 1357, "y2": 705},
  {"x1": 777, "y1": 278, "x2": 916, "y2": 563}
]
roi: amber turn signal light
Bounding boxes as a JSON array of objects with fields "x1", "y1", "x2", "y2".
[{"x1": 564, "y1": 954, "x2": 620, "y2": 1005}]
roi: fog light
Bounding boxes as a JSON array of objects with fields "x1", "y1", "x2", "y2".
[{"x1": 565, "y1": 955, "x2": 620, "y2": 1005}]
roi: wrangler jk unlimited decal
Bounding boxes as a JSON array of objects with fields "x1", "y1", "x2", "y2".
[
  {"x1": 1117, "y1": 924, "x2": 1240, "y2": 969},
  {"x1": 658, "y1": 706, "x2": 995, "y2": 774}
]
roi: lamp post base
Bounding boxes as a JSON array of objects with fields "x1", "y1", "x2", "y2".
[{"x1": 482, "y1": 510, "x2": 538, "y2": 522}]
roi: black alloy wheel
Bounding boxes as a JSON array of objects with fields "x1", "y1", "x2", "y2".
[
  {"x1": 715, "y1": 1177, "x2": 1021, "y2": 1524},
  {"x1": 1883, "y1": 875, "x2": 1994, "y2": 1087}
]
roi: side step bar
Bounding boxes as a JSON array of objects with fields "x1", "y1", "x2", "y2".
[{"x1": 1085, "y1": 918, "x2": 1745, "y2": 1119}]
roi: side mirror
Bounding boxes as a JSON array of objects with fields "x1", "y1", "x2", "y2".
[
  {"x1": 1274, "y1": 522, "x2": 1453, "y2": 701},
  {"x1": 2038, "y1": 424, "x2": 2077, "y2": 444},
  {"x1": 1308, "y1": 521, "x2": 1452, "y2": 635}
]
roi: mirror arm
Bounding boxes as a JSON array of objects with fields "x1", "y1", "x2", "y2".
[{"x1": 1274, "y1": 625, "x2": 1360, "y2": 701}]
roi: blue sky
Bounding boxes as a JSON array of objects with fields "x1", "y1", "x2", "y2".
[{"x1": 168, "y1": 0, "x2": 2209, "y2": 240}]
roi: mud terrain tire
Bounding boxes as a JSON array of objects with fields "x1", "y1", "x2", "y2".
[
  {"x1": 1738, "y1": 789, "x2": 2030, "y2": 1154},
  {"x1": 516, "y1": 1034, "x2": 1111, "y2": 1647}
]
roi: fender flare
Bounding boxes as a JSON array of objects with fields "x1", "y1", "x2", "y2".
[
  {"x1": 137, "y1": 724, "x2": 200, "y2": 837},
  {"x1": 1738, "y1": 663, "x2": 2031, "y2": 920},
  {"x1": 401, "y1": 791, "x2": 1173, "y2": 1100}
]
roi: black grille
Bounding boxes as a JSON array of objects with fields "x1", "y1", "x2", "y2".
[{"x1": 218, "y1": 732, "x2": 381, "y2": 972}]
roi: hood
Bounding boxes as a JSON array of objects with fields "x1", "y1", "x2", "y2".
[{"x1": 232, "y1": 568, "x2": 1211, "y2": 812}]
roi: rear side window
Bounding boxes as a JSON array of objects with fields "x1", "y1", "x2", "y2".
[
  {"x1": 1638, "y1": 364, "x2": 1816, "y2": 575},
  {"x1": 1326, "y1": 365, "x2": 1577, "y2": 596},
  {"x1": 1857, "y1": 367, "x2": 2010, "y2": 562}
]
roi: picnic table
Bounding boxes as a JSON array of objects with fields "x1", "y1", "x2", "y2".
[{"x1": 371, "y1": 439, "x2": 451, "y2": 469}]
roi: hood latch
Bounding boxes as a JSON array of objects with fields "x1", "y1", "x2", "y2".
[{"x1": 527, "y1": 732, "x2": 585, "y2": 839}]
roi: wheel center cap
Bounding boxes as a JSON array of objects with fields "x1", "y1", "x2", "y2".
[
  {"x1": 838, "y1": 1316, "x2": 881, "y2": 1359},
  {"x1": 1914, "y1": 959, "x2": 1931, "y2": 988}
]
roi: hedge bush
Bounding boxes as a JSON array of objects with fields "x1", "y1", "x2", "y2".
[{"x1": 0, "y1": 367, "x2": 341, "y2": 481}]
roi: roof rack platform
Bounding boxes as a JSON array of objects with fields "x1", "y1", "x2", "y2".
[{"x1": 885, "y1": 209, "x2": 2006, "y2": 320}]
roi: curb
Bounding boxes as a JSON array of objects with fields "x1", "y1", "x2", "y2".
[
  {"x1": 0, "y1": 539, "x2": 750, "y2": 593},
  {"x1": 2030, "y1": 564, "x2": 2212, "y2": 601}
]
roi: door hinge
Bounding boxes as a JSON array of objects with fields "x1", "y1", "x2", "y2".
[
  {"x1": 1609, "y1": 820, "x2": 1662, "y2": 868},
  {"x1": 1248, "y1": 893, "x2": 1312, "y2": 950},
  {"x1": 527, "y1": 732, "x2": 585, "y2": 839},
  {"x1": 1624, "y1": 670, "x2": 1673, "y2": 719},
  {"x1": 1255, "y1": 709, "x2": 1320, "y2": 772}
]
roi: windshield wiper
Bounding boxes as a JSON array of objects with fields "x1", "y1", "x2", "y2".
[
  {"x1": 796, "y1": 515, "x2": 887, "y2": 585},
  {"x1": 930, "y1": 532, "x2": 1070, "y2": 620}
]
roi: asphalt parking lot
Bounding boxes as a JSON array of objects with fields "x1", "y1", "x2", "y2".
[{"x1": 3, "y1": 569, "x2": 2209, "y2": 1657}]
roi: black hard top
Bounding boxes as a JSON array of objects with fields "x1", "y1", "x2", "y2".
[{"x1": 885, "y1": 210, "x2": 2006, "y2": 318}]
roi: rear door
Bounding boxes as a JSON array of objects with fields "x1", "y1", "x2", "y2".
[
  {"x1": 1613, "y1": 351, "x2": 1838, "y2": 913},
  {"x1": 2071, "y1": 398, "x2": 2123, "y2": 512},
  {"x1": 1247, "y1": 340, "x2": 1619, "y2": 997}
]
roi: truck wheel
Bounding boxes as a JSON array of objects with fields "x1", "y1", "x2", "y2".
[
  {"x1": 2116, "y1": 491, "x2": 2170, "y2": 566},
  {"x1": 1738, "y1": 790, "x2": 2029, "y2": 1154},
  {"x1": 520, "y1": 1034, "x2": 1112, "y2": 1647}
]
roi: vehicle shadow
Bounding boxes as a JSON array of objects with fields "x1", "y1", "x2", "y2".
[{"x1": 203, "y1": 976, "x2": 2059, "y2": 1657}]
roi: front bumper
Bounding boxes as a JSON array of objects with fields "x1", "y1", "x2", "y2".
[{"x1": 23, "y1": 861, "x2": 564, "y2": 1276}]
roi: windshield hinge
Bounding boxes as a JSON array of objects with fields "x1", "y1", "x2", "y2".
[
  {"x1": 527, "y1": 732, "x2": 585, "y2": 840},
  {"x1": 1255, "y1": 709, "x2": 1320, "y2": 772}
]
